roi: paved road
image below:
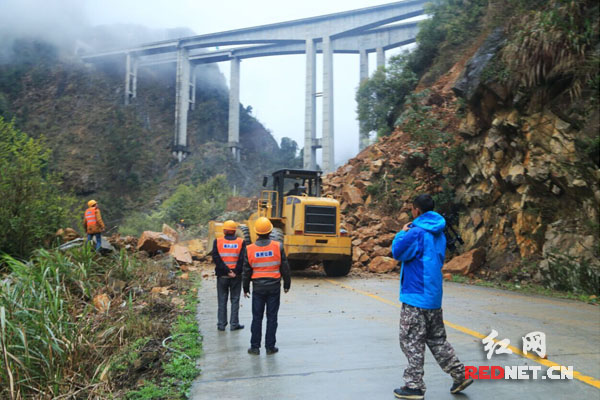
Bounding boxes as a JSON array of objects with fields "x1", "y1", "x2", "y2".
[{"x1": 190, "y1": 271, "x2": 600, "y2": 400}]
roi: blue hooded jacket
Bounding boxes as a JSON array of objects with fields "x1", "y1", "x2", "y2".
[{"x1": 391, "y1": 211, "x2": 446, "y2": 309}]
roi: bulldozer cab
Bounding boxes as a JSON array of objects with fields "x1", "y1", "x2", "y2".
[{"x1": 262, "y1": 169, "x2": 323, "y2": 218}]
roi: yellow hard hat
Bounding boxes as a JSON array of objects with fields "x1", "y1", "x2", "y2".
[
  {"x1": 223, "y1": 220, "x2": 237, "y2": 232},
  {"x1": 254, "y1": 217, "x2": 273, "y2": 235},
  {"x1": 87, "y1": 200, "x2": 97, "y2": 207}
]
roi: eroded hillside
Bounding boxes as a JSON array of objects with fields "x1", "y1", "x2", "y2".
[{"x1": 327, "y1": 0, "x2": 599, "y2": 294}]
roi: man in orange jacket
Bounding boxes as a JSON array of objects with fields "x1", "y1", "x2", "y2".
[
  {"x1": 212, "y1": 220, "x2": 246, "y2": 332},
  {"x1": 243, "y1": 217, "x2": 291, "y2": 355},
  {"x1": 83, "y1": 200, "x2": 105, "y2": 251}
]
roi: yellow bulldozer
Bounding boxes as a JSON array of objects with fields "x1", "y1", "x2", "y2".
[{"x1": 209, "y1": 169, "x2": 352, "y2": 277}]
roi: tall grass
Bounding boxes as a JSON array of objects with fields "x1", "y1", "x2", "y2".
[
  {"x1": 0, "y1": 246, "x2": 101, "y2": 399},
  {"x1": 502, "y1": 0, "x2": 599, "y2": 98}
]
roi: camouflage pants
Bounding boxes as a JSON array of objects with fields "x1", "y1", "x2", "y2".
[{"x1": 399, "y1": 303, "x2": 465, "y2": 391}]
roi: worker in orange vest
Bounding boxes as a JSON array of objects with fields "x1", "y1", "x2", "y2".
[
  {"x1": 243, "y1": 217, "x2": 291, "y2": 355},
  {"x1": 83, "y1": 200, "x2": 105, "y2": 251},
  {"x1": 212, "y1": 220, "x2": 246, "y2": 332}
]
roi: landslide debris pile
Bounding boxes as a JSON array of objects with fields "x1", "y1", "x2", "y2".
[
  {"x1": 323, "y1": 85, "x2": 463, "y2": 275},
  {"x1": 324, "y1": 6, "x2": 599, "y2": 295}
]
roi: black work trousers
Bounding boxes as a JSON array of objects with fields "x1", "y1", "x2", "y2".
[
  {"x1": 250, "y1": 286, "x2": 281, "y2": 349},
  {"x1": 216, "y1": 276, "x2": 242, "y2": 329}
]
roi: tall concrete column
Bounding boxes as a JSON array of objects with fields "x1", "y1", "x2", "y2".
[
  {"x1": 359, "y1": 49, "x2": 368, "y2": 83},
  {"x1": 124, "y1": 53, "x2": 137, "y2": 105},
  {"x1": 359, "y1": 49, "x2": 370, "y2": 152},
  {"x1": 228, "y1": 57, "x2": 241, "y2": 162},
  {"x1": 190, "y1": 65, "x2": 197, "y2": 111},
  {"x1": 174, "y1": 47, "x2": 190, "y2": 162},
  {"x1": 376, "y1": 47, "x2": 385, "y2": 69},
  {"x1": 304, "y1": 39, "x2": 317, "y2": 170},
  {"x1": 322, "y1": 36, "x2": 334, "y2": 173}
]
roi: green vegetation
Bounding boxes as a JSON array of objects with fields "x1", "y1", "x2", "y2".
[
  {"x1": 366, "y1": 172, "x2": 403, "y2": 212},
  {"x1": 276, "y1": 137, "x2": 304, "y2": 169},
  {"x1": 0, "y1": 246, "x2": 137, "y2": 398},
  {"x1": 126, "y1": 278, "x2": 202, "y2": 400},
  {"x1": 0, "y1": 243, "x2": 202, "y2": 399},
  {"x1": 543, "y1": 251, "x2": 599, "y2": 295},
  {"x1": 410, "y1": 0, "x2": 488, "y2": 83},
  {"x1": 0, "y1": 117, "x2": 76, "y2": 258},
  {"x1": 501, "y1": 0, "x2": 599, "y2": 98},
  {"x1": 356, "y1": 54, "x2": 418, "y2": 137},
  {"x1": 356, "y1": 0, "x2": 488, "y2": 137},
  {"x1": 120, "y1": 175, "x2": 231, "y2": 236}
]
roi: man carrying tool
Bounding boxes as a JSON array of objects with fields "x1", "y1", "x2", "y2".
[
  {"x1": 391, "y1": 194, "x2": 473, "y2": 399},
  {"x1": 212, "y1": 220, "x2": 245, "y2": 332},
  {"x1": 83, "y1": 200, "x2": 105, "y2": 252},
  {"x1": 243, "y1": 217, "x2": 291, "y2": 355}
]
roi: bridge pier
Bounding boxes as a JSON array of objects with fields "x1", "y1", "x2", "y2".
[
  {"x1": 124, "y1": 52, "x2": 138, "y2": 105},
  {"x1": 86, "y1": 2, "x2": 424, "y2": 167},
  {"x1": 321, "y1": 36, "x2": 334, "y2": 173},
  {"x1": 304, "y1": 39, "x2": 317, "y2": 170},
  {"x1": 228, "y1": 57, "x2": 241, "y2": 162},
  {"x1": 190, "y1": 65, "x2": 197, "y2": 110},
  {"x1": 173, "y1": 47, "x2": 191, "y2": 162},
  {"x1": 359, "y1": 49, "x2": 370, "y2": 152},
  {"x1": 376, "y1": 47, "x2": 385, "y2": 69}
]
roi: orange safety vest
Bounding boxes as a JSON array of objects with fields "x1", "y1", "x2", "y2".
[
  {"x1": 85, "y1": 207, "x2": 97, "y2": 226},
  {"x1": 247, "y1": 241, "x2": 281, "y2": 279},
  {"x1": 217, "y1": 237, "x2": 244, "y2": 270}
]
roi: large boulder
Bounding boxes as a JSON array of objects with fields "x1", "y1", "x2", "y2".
[
  {"x1": 56, "y1": 228, "x2": 80, "y2": 242},
  {"x1": 352, "y1": 246, "x2": 366, "y2": 263},
  {"x1": 381, "y1": 217, "x2": 401, "y2": 233},
  {"x1": 369, "y1": 256, "x2": 397, "y2": 273},
  {"x1": 226, "y1": 197, "x2": 254, "y2": 212},
  {"x1": 169, "y1": 244, "x2": 193, "y2": 264},
  {"x1": 372, "y1": 246, "x2": 391, "y2": 257},
  {"x1": 137, "y1": 231, "x2": 175, "y2": 254},
  {"x1": 180, "y1": 239, "x2": 205, "y2": 259},
  {"x1": 443, "y1": 248, "x2": 486, "y2": 275},
  {"x1": 452, "y1": 27, "x2": 506, "y2": 103},
  {"x1": 162, "y1": 224, "x2": 179, "y2": 242},
  {"x1": 93, "y1": 293, "x2": 110, "y2": 313},
  {"x1": 97, "y1": 236, "x2": 115, "y2": 254},
  {"x1": 342, "y1": 186, "x2": 364, "y2": 206}
]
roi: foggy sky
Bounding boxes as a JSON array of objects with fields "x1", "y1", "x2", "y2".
[{"x1": 1, "y1": 0, "x2": 418, "y2": 166}]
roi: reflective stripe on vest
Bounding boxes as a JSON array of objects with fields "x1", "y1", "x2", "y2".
[
  {"x1": 85, "y1": 208, "x2": 97, "y2": 226},
  {"x1": 217, "y1": 237, "x2": 244, "y2": 269},
  {"x1": 247, "y1": 241, "x2": 281, "y2": 279}
]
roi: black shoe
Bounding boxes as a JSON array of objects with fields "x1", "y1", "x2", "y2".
[
  {"x1": 393, "y1": 386, "x2": 424, "y2": 400},
  {"x1": 217, "y1": 327, "x2": 225, "y2": 331},
  {"x1": 266, "y1": 347, "x2": 279, "y2": 355},
  {"x1": 230, "y1": 325, "x2": 244, "y2": 331},
  {"x1": 247, "y1": 347, "x2": 260, "y2": 355},
  {"x1": 450, "y1": 378, "x2": 473, "y2": 394}
]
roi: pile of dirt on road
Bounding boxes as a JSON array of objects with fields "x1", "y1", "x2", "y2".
[
  {"x1": 325, "y1": 20, "x2": 599, "y2": 295},
  {"x1": 323, "y1": 87, "x2": 463, "y2": 275}
]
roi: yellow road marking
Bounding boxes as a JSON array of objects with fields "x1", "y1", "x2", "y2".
[{"x1": 324, "y1": 279, "x2": 600, "y2": 390}]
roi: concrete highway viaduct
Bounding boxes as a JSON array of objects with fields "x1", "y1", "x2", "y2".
[{"x1": 82, "y1": 0, "x2": 425, "y2": 172}]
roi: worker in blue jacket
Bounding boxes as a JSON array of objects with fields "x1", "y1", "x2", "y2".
[{"x1": 390, "y1": 194, "x2": 473, "y2": 400}]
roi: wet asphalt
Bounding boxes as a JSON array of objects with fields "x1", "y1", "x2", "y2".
[{"x1": 189, "y1": 271, "x2": 600, "y2": 400}]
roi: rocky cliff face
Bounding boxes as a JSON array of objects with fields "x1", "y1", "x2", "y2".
[{"x1": 324, "y1": 28, "x2": 599, "y2": 294}]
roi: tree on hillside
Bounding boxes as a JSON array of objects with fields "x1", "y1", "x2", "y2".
[
  {"x1": 355, "y1": 0, "x2": 488, "y2": 137},
  {"x1": 0, "y1": 118, "x2": 75, "y2": 257},
  {"x1": 356, "y1": 54, "x2": 418, "y2": 137},
  {"x1": 278, "y1": 137, "x2": 303, "y2": 169}
]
